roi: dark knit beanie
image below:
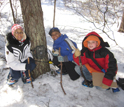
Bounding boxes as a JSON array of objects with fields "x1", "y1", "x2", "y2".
[{"x1": 49, "y1": 27, "x2": 60, "y2": 36}]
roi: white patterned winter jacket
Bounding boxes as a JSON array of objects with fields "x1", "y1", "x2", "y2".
[{"x1": 5, "y1": 32, "x2": 33, "y2": 71}]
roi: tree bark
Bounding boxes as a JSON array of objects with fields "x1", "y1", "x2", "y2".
[
  {"x1": 20, "y1": 0, "x2": 50, "y2": 79},
  {"x1": 118, "y1": 11, "x2": 124, "y2": 33}
]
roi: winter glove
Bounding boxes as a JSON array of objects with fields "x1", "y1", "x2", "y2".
[
  {"x1": 58, "y1": 56, "x2": 69, "y2": 62},
  {"x1": 101, "y1": 69, "x2": 105, "y2": 73},
  {"x1": 101, "y1": 83, "x2": 109, "y2": 89},
  {"x1": 74, "y1": 49, "x2": 81, "y2": 57},
  {"x1": 58, "y1": 56, "x2": 64, "y2": 62},
  {"x1": 25, "y1": 63, "x2": 31, "y2": 70},
  {"x1": 52, "y1": 50, "x2": 59, "y2": 56}
]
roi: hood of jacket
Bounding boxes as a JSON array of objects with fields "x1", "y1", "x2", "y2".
[
  {"x1": 6, "y1": 32, "x2": 30, "y2": 46},
  {"x1": 81, "y1": 31, "x2": 109, "y2": 53}
]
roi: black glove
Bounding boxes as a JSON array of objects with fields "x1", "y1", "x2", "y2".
[{"x1": 25, "y1": 63, "x2": 31, "y2": 70}]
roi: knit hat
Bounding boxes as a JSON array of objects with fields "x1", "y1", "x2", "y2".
[
  {"x1": 11, "y1": 24, "x2": 23, "y2": 36},
  {"x1": 83, "y1": 35, "x2": 101, "y2": 48},
  {"x1": 49, "y1": 27, "x2": 60, "y2": 36}
]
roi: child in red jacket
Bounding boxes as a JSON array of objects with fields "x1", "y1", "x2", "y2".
[{"x1": 73, "y1": 31, "x2": 119, "y2": 92}]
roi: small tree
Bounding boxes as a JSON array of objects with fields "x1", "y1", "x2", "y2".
[
  {"x1": 118, "y1": 11, "x2": 124, "y2": 33},
  {"x1": 53, "y1": 0, "x2": 56, "y2": 27},
  {"x1": 20, "y1": 0, "x2": 50, "y2": 78},
  {"x1": 9, "y1": 0, "x2": 16, "y2": 23}
]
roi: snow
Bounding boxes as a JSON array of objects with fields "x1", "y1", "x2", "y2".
[{"x1": 0, "y1": 0, "x2": 124, "y2": 107}]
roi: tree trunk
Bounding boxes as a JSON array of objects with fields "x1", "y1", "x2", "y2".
[
  {"x1": 20, "y1": 0, "x2": 50, "y2": 79},
  {"x1": 118, "y1": 11, "x2": 124, "y2": 33},
  {"x1": 53, "y1": 0, "x2": 56, "y2": 27}
]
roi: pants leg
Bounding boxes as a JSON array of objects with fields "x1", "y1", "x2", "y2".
[
  {"x1": 23, "y1": 57, "x2": 36, "y2": 78},
  {"x1": 75, "y1": 65, "x2": 92, "y2": 81},
  {"x1": 53, "y1": 56, "x2": 67, "y2": 73},
  {"x1": 7, "y1": 57, "x2": 36, "y2": 83},
  {"x1": 63, "y1": 61, "x2": 80, "y2": 80},
  {"x1": 53, "y1": 56, "x2": 80, "y2": 80},
  {"x1": 8, "y1": 68, "x2": 21, "y2": 80}
]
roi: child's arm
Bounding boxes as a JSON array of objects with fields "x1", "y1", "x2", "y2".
[
  {"x1": 73, "y1": 52, "x2": 87, "y2": 66},
  {"x1": 102, "y1": 49, "x2": 117, "y2": 86}
]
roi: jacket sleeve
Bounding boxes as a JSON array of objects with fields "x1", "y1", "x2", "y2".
[
  {"x1": 73, "y1": 53, "x2": 87, "y2": 65},
  {"x1": 65, "y1": 46, "x2": 74, "y2": 61},
  {"x1": 5, "y1": 46, "x2": 26, "y2": 71},
  {"x1": 62, "y1": 39, "x2": 77, "y2": 61},
  {"x1": 67, "y1": 52, "x2": 73, "y2": 61},
  {"x1": 102, "y1": 49, "x2": 117, "y2": 86}
]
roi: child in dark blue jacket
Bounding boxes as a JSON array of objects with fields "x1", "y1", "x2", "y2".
[{"x1": 49, "y1": 27, "x2": 80, "y2": 80}]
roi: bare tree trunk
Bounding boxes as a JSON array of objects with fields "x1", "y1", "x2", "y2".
[
  {"x1": 118, "y1": 11, "x2": 124, "y2": 33},
  {"x1": 20, "y1": 0, "x2": 50, "y2": 79},
  {"x1": 9, "y1": 0, "x2": 16, "y2": 23},
  {"x1": 53, "y1": 0, "x2": 56, "y2": 27}
]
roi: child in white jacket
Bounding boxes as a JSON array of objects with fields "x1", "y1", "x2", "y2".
[{"x1": 5, "y1": 24, "x2": 36, "y2": 85}]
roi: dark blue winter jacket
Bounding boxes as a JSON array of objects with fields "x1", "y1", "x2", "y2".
[{"x1": 53, "y1": 34, "x2": 77, "y2": 61}]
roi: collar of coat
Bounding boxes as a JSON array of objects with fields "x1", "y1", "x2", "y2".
[{"x1": 6, "y1": 32, "x2": 30, "y2": 46}]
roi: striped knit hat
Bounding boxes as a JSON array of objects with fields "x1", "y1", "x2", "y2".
[{"x1": 11, "y1": 24, "x2": 23, "y2": 36}]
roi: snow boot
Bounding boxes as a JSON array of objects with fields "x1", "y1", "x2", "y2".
[
  {"x1": 22, "y1": 76, "x2": 34, "y2": 84},
  {"x1": 26, "y1": 77, "x2": 31, "y2": 83},
  {"x1": 112, "y1": 87, "x2": 120, "y2": 93},
  {"x1": 7, "y1": 73, "x2": 18, "y2": 85},
  {"x1": 82, "y1": 80, "x2": 93, "y2": 88},
  {"x1": 56, "y1": 69, "x2": 68, "y2": 75},
  {"x1": 106, "y1": 88, "x2": 111, "y2": 90},
  {"x1": 7, "y1": 78, "x2": 18, "y2": 85},
  {"x1": 21, "y1": 72, "x2": 34, "y2": 84},
  {"x1": 117, "y1": 78, "x2": 124, "y2": 90}
]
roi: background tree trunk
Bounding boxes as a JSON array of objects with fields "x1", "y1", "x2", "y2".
[
  {"x1": 53, "y1": 0, "x2": 56, "y2": 27},
  {"x1": 118, "y1": 11, "x2": 124, "y2": 33},
  {"x1": 20, "y1": 0, "x2": 50, "y2": 79},
  {"x1": 9, "y1": 0, "x2": 16, "y2": 23}
]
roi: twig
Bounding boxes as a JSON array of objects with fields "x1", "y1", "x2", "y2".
[
  {"x1": 59, "y1": 48, "x2": 66, "y2": 95},
  {"x1": 72, "y1": 46, "x2": 88, "y2": 85},
  {"x1": 28, "y1": 58, "x2": 34, "y2": 88}
]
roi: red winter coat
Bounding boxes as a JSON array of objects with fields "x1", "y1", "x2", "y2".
[{"x1": 73, "y1": 31, "x2": 117, "y2": 86}]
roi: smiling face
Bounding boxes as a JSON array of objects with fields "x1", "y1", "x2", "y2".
[
  {"x1": 87, "y1": 40, "x2": 98, "y2": 50},
  {"x1": 51, "y1": 31, "x2": 61, "y2": 41},
  {"x1": 14, "y1": 29, "x2": 23, "y2": 41}
]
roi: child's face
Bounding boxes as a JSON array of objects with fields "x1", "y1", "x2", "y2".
[
  {"x1": 51, "y1": 31, "x2": 61, "y2": 41},
  {"x1": 14, "y1": 29, "x2": 23, "y2": 41},
  {"x1": 87, "y1": 40, "x2": 98, "y2": 50}
]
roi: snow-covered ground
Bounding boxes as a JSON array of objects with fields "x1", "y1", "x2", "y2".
[{"x1": 0, "y1": 0, "x2": 124, "y2": 107}]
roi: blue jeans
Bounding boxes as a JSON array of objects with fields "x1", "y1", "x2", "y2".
[
  {"x1": 75, "y1": 65, "x2": 92, "y2": 81},
  {"x1": 7, "y1": 57, "x2": 36, "y2": 80}
]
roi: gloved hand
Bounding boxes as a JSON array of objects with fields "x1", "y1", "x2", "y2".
[
  {"x1": 101, "y1": 83, "x2": 109, "y2": 89},
  {"x1": 58, "y1": 56, "x2": 64, "y2": 62},
  {"x1": 74, "y1": 49, "x2": 81, "y2": 57},
  {"x1": 25, "y1": 63, "x2": 31, "y2": 70},
  {"x1": 101, "y1": 69, "x2": 105, "y2": 73},
  {"x1": 52, "y1": 50, "x2": 59, "y2": 56},
  {"x1": 58, "y1": 56, "x2": 69, "y2": 62}
]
